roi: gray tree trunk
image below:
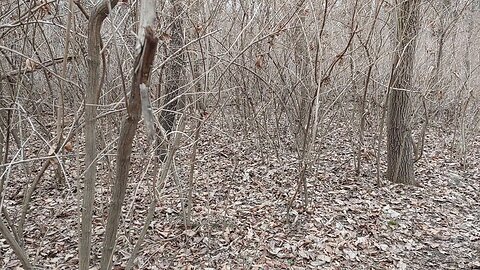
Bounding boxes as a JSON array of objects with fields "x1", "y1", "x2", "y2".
[
  {"x1": 386, "y1": 0, "x2": 419, "y2": 184},
  {"x1": 80, "y1": 1, "x2": 119, "y2": 269},
  {"x1": 99, "y1": 0, "x2": 158, "y2": 268},
  {"x1": 160, "y1": 0, "x2": 186, "y2": 137}
]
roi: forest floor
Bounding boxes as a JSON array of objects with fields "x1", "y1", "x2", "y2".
[{"x1": 0, "y1": 118, "x2": 479, "y2": 269}]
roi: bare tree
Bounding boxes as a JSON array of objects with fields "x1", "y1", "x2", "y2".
[
  {"x1": 386, "y1": 0, "x2": 420, "y2": 184},
  {"x1": 80, "y1": 0, "x2": 119, "y2": 269},
  {"x1": 160, "y1": 0, "x2": 186, "y2": 140},
  {"x1": 0, "y1": 0, "x2": 479, "y2": 268},
  {"x1": 99, "y1": 0, "x2": 158, "y2": 268}
]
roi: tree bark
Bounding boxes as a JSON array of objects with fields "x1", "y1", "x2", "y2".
[
  {"x1": 160, "y1": 0, "x2": 186, "y2": 138},
  {"x1": 99, "y1": 0, "x2": 158, "y2": 267},
  {"x1": 80, "y1": 1, "x2": 119, "y2": 269},
  {"x1": 386, "y1": 0, "x2": 419, "y2": 184}
]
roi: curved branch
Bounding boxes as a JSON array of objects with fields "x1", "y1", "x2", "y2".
[{"x1": 80, "y1": 0, "x2": 119, "y2": 269}]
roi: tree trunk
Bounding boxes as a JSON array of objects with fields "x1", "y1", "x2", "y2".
[
  {"x1": 386, "y1": 0, "x2": 419, "y2": 184},
  {"x1": 160, "y1": 0, "x2": 186, "y2": 137},
  {"x1": 99, "y1": 0, "x2": 158, "y2": 268},
  {"x1": 80, "y1": 1, "x2": 118, "y2": 269}
]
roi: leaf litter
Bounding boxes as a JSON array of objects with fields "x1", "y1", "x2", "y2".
[{"x1": 0, "y1": 118, "x2": 478, "y2": 269}]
